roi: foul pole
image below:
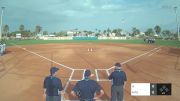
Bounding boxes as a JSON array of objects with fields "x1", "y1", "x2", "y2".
[
  {"x1": 174, "y1": 6, "x2": 180, "y2": 41},
  {"x1": 0, "y1": 7, "x2": 5, "y2": 41}
]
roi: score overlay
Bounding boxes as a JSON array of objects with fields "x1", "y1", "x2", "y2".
[{"x1": 131, "y1": 83, "x2": 171, "y2": 96}]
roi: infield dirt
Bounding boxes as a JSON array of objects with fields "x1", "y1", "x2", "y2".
[{"x1": 0, "y1": 43, "x2": 180, "y2": 101}]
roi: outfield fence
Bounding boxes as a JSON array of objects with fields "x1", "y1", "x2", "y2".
[{"x1": 39, "y1": 36, "x2": 127, "y2": 40}]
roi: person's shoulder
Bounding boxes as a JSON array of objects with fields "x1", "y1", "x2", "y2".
[
  {"x1": 111, "y1": 71, "x2": 116, "y2": 74},
  {"x1": 121, "y1": 70, "x2": 126, "y2": 74},
  {"x1": 45, "y1": 76, "x2": 50, "y2": 79},
  {"x1": 89, "y1": 79, "x2": 98, "y2": 84},
  {"x1": 77, "y1": 80, "x2": 84, "y2": 84},
  {"x1": 54, "y1": 76, "x2": 61, "y2": 81}
]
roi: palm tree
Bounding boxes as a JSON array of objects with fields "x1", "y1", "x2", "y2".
[
  {"x1": 43, "y1": 31, "x2": 48, "y2": 35},
  {"x1": 154, "y1": 25, "x2": 161, "y2": 36},
  {"x1": 19, "y1": 24, "x2": 25, "y2": 32},
  {"x1": 3, "y1": 25, "x2": 9, "y2": 37},
  {"x1": 107, "y1": 28, "x2": 111, "y2": 37},
  {"x1": 98, "y1": 30, "x2": 101, "y2": 34},
  {"x1": 35, "y1": 25, "x2": 42, "y2": 35},
  {"x1": 117, "y1": 28, "x2": 122, "y2": 36},
  {"x1": 162, "y1": 30, "x2": 171, "y2": 39},
  {"x1": 145, "y1": 28, "x2": 154, "y2": 36},
  {"x1": 132, "y1": 27, "x2": 140, "y2": 36},
  {"x1": 103, "y1": 30, "x2": 106, "y2": 34}
]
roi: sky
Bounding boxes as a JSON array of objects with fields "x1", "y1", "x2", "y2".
[{"x1": 0, "y1": 0, "x2": 180, "y2": 32}]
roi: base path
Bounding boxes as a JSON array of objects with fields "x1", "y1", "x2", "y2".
[{"x1": 0, "y1": 43, "x2": 179, "y2": 101}]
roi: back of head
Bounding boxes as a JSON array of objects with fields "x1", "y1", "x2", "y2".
[
  {"x1": 84, "y1": 69, "x2": 91, "y2": 78},
  {"x1": 114, "y1": 62, "x2": 121, "y2": 70},
  {"x1": 50, "y1": 67, "x2": 59, "y2": 76}
]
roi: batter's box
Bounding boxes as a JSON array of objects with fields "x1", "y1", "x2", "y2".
[
  {"x1": 71, "y1": 69, "x2": 86, "y2": 81},
  {"x1": 95, "y1": 69, "x2": 110, "y2": 81}
]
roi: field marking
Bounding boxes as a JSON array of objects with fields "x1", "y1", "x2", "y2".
[
  {"x1": 74, "y1": 69, "x2": 85, "y2": 70},
  {"x1": 70, "y1": 69, "x2": 85, "y2": 81},
  {"x1": 95, "y1": 69, "x2": 100, "y2": 81},
  {"x1": 148, "y1": 49, "x2": 161, "y2": 56},
  {"x1": 97, "y1": 47, "x2": 161, "y2": 82},
  {"x1": 96, "y1": 69, "x2": 108, "y2": 70},
  {"x1": 12, "y1": 44, "x2": 74, "y2": 70},
  {"x1": 11, "y1": 43, "x2": 157, "y2": 101},
  {"x1": 107, "y1": 47, "x2": 160, "y2": 71},
  {"x1": 64, "y1": 69, "x2": 74, "y2": 92},
  {"x1": 82, "y1": 69, "x2": 86, "y2": 80},
  {"x1": 106, "y1": 69, "x2": 110, "y2": 76},
  {"x1": 71, "y1": 79, "x2": 81, "y2": 81},
  {"x1": 98, "y1": 79, "x2": 110, "y2": 81}
]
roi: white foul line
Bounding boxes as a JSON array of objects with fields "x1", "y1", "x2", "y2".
[
  {"x1": 97, "y1": 47, "x2": 161, "y2": 82},
  {"x1": 148, "y1": 49, "x2": 161, "y2": 56},
  {"x1": 107, "y1": 47, "x2": 160, "y2": 70},
  {"x1": 13, "y1": 44, "x2": 73, "y2": 70}
]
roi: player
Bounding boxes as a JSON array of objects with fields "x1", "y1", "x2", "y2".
[
  {"x1": 43, "y1": 67, "x2": 63, "y2": 101},
  {"x1": 71, "y1": 69, "x2": 104, "y2": 101},
  {"x1": 108, "y1": 63, "x2": 127, "y2": 101},
  {"x1": 0, "y1": 43, "x2": 3, "y2": 56}
]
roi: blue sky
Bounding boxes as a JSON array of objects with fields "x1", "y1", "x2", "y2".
[{"x1": 0, "y1": 0, "x2": 180, "y2": 32}]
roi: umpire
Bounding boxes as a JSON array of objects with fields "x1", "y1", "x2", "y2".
[
  {"x1": 71, "y1": 69, "x2": 104, "y2": 101},
  {"x1": 43, "y1": 67, "x2": 63, "y2": 101},
  {"x1": 108, "y1": 63, "x2": 127, "y2": 101}
]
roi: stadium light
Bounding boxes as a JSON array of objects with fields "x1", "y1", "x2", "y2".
[
  {"x1": 173, "y1": 6, "x2": 180, "y2": 41},
  {"x1": 0, "y1": 6, "x2": 5, "y2": 41}
]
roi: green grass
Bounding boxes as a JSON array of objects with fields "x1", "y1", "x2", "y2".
[
  {"x1": 5, "y1": 39, "x2": 180, "y2": 48},
  {"x1": 155, "y1": 39, "x2": 180, "y2": 48}
]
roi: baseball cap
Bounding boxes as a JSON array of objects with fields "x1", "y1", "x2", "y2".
[
  {"x1": 50, "y1": 67, "x2": 59, "y2": 75},
  {"x1": 114, "y1": 63, "x2": 121, "y2": 70},
  {"x1": 84, "y1": 69, "x2": 91, "y2": 77}
]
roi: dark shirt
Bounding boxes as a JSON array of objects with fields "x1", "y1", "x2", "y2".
[
  {"x1": 43, "y1": 76, "x2": 63, "y2": 96},
  {"x1": 73, "y1": 78, "x2": 102, "y2": 100},
  {"x1": 108, "y1": 70, "x2": 127, "y2": 86}
]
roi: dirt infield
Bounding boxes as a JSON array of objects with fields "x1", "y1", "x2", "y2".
[{"x1": 0, "y1": 43, "x2": 180, "y2": 101}]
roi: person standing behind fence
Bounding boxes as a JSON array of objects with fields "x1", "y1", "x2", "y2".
[
  {"x1": 43, "y1": 67, "x2": 63, "y2": 101},
  {"x1": 71, "y1": 69, "x2": 104, "y2": 101},
  {"x1": 108, "y1": 63, "x2": 127, "y2": 101}
]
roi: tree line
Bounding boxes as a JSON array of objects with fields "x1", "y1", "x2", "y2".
[
  {"x1": 2, "y1": 24, "x2": 42, "y2": 37},
  {"x1": 2, "y1": 24, "x2": 178, "y2": 40},
  {"x1": 131, "y1": 25, "x2": 178, "y2": 39}
]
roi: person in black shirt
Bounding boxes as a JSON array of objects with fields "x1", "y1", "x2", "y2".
[
  {"x1": 71, "y1": 69, "x2": 104, "y2": 101},
  {"x1": 108, "y1": 63, "x2": 127, "y2": 101},
  {"x1": 43, "y1": 67, "x2": 63, "y2": 101}
]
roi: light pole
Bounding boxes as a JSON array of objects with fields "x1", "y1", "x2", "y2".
[
  {"x1": 174, "y1": 6, "x2": 180, "y2": 41},
  {"x1": 0, "y1": 6, "x2": 5, "y2": 41}
]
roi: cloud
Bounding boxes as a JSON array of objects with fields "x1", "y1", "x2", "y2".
[{"x1": 1, "y1": 0, "x2": 180, "y2": 32}]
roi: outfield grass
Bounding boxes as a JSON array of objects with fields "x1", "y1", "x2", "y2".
[{"x1": 6, "y1": 39, "x2": 180, "y2": 48}]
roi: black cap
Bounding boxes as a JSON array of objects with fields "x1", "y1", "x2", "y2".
[
  {"x1": 50, "y1": 67, "x2": 59, "y2": 75},
  {"x1": 114, "y1": 63, "x2": 121, "y2": 70},
  {"x1": 84, "y1": 69, "x2": 91, "y2": 77}
]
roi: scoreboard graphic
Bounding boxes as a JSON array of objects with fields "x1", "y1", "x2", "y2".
[{"x1": 131, "y1": 83, "x2": 171, "y2": 96}]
